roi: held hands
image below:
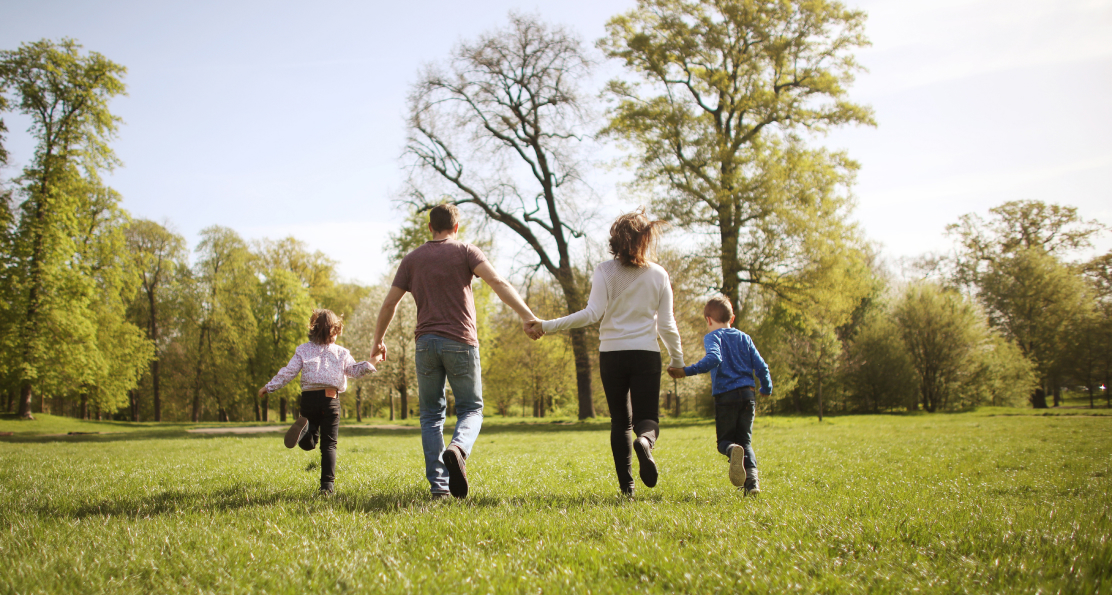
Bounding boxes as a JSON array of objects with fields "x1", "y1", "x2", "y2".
[
  {"x1": 667, "y1": 367, "x2": 686, "y2": 379},
  {"x1": 371, "y1": 341, "x2": 388, "y2": 364},
  {"x1": 523, "y1": 319, "x2": 545, "y2": 340}
]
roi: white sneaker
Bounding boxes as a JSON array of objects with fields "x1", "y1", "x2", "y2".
[{"x1": 728, "y1": 445, "x2": 748, "y2": 487}]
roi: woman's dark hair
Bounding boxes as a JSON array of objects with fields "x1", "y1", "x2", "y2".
[
  {"x1": 308, "y1": 309, "x2": 343, "y2": 345},
  {"x1": 608, "y1": 208, "x2": 668, "y2": 267}
]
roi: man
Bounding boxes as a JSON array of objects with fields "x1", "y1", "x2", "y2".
[{"x1": 371, "y1": 204, "x2": 541, "y2": 499}]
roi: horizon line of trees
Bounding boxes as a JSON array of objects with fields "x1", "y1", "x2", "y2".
[{"x1": 2, "y1": 4, "x2": 1109, "y2": 423}]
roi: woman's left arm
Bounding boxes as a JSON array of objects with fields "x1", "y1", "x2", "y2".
[{"x1": 656, "y1": 271, "x2": 684, "y2": 369}]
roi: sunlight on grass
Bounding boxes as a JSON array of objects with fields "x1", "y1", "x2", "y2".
[{"x1": 1, "y1": 413, "x2": 1109, "y2": 593}]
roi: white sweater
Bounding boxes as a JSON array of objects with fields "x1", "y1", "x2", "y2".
[{"x1": 542, "y1": 260, "x2": 684, "y2": 368}]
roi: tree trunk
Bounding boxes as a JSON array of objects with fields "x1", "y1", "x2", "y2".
[
  {"x1": 129, "y1": 390, "x2": 138, "y2": 422},
  {"x1": 817, "y1": 373, "x2": 824, "y2": 422},
  {"x1": 389, "y1": 389, "x2": 395, "y2": 421},
  {"x1": 254, "y1": 394, "x2": 261, "y2": 421},
  {"x1": 18, "y1": 382, "x2": 34, "y2": 420},
  {"x1": 148, "y1": 290, "x2": 162, "y2": 422},
  {"x1": 1031, "y1": 387, "x2": 1048, "y2": 409},
  {"x1": 568, "y1": 327, "x2": 595, "y2": 419},
  {"x1": 719, "y1": 204, "x2": 742, "y2": 329},
  {"x1": 398, "y1": 381, "x2": 408, "y2": 420},
  {"x1": 356, "y1": 386, "x2": 362, "y2": 423},
  {"x1": 280, "y1": 398, "x2": 287, "y2": 422}
]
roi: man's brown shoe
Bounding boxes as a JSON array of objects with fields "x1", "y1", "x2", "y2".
[{"x1": 443, "y1": 444, "x2": 469, "y2": 498}]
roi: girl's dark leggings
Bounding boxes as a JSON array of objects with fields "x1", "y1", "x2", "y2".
[
  {"x1": 298, "y1": 390, "x2": 341, "y2": 490},
  {"x1": 599, "y1": 350, "x2": 661, "y2": 491}
]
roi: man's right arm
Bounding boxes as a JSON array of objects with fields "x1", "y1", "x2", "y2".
[
  {"x1": 473, "y1": 261, "x2": 536, "y2": 322},
  {"x1": 371, "y1": 285, "x2": 407, "y2": 362}
]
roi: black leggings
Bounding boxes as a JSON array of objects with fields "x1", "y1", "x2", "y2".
[
  {"x1": 298, "y1": 390, "x2": 341, "y2": 489},
  {"x1": 599, "y1": 350, "x2": 661, "y2": 491}
]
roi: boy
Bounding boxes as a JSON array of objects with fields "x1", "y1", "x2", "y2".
[{"x1": 668, "y1": 296, "x2": 771, "y2": 495}]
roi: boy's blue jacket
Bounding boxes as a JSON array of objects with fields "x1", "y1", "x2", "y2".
[{"x1": 683, "y1": 328, "x2": 772, "y2": 396}]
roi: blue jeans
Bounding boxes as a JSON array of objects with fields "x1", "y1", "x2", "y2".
[
  {"x1": 415, "y1": 334, "x2": 484, "y2": 494},
  {"x1": 714, "y1": 387, "x2": 757, "y2": 469}
]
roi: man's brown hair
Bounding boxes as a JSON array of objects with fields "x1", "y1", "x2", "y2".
[
  {"x1": 429, "y1": 203, "x2": 461, "y2": 233},
  {"x1": 308, "y1": 309, "x2": 344, "y2": 345},
  {"x1": 608, "y1": 208, "x2": 668, "y2": 267},
  {"x1": 704, "y1": 295, "x2": 734, "y2": 324}
]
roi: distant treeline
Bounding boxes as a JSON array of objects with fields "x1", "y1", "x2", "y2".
[{"x1": 2, "y1": 11, "x2": 1108, "y2": 422}]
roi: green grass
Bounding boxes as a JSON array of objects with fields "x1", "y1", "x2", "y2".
[{"x1": 1, "y1": 413, "x2": 1110, "y2": 594}]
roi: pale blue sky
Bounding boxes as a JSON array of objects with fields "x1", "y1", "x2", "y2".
[{"x1": 2, "y1": 0, "x2": 1110, "y2": 283}]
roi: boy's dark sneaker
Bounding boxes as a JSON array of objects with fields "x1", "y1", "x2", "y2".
[
  {"x1": 319, "y1": 484, "x2": 334, "y2": 496},
  {"x1": 284, "y1": 417, "x2": 309, "y2": 449},
  {"x1": 633, "y1": 437, "x2": 658, "y2": 487},
  {"x1": 728, "y1": 445, "x2": 747, "y2": 487},
  {"x1": 431, "y1": 492, "x2": 450, "y2": 501},
  {"x1": 620, "y1": 486, "x2": 635, "y2": 499},
  {"x1": 743, "y1": 467, "x2": 760, "y2": 496},
  {"x1": 443, "y1": 444, "x2": 469, "y2": 499}
]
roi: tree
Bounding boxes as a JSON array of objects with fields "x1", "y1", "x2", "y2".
[
  {"x1": 126, "y1": 219, "x2": 186, "y2": 421},
  {"x1": 843, "y1": 309, "x2": 918, "y2": 412},
  {"x1": 600, "y1": 0, "x2": 874, "y2": 322},
  {"x1": 186, "y1": 226, "x2": 257, "y2": 421},
  {"x1": 403, "y1": 13, "x2": 599, "y2": 419},
  {"x1": 947, "y1": 200, "x2": 1105, "y2": 407},
  {"x1": 250, "y1": 267, "x2": 312, "y2": 421},
  {"x1": 0, "y1": 39, "x2": 127, "y2": 418},
  {"x1": 894, "y1": 283, "x2": 989, "y2": 412}
]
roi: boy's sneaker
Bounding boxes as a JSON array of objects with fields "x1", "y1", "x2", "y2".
[
  {"x1": 743, "y1": 467, "x2": 760, "y2": 495},
  {"x1": 284, "y1": 417, "x2": 309, "y2": 449},
  {"x1": 728, "y1": 445, "x2": 748, "y2": 487},
  {"x1": 633, "y1": 437, "x2": 658, "y2": 487},
  {"x1": 319, "y1": 484, "x2": 334, "y2": 497},
  {"x1": 443, "y1": 444, "x2": 469, "y2": 499},
  {"x1": 620, "y1": 486, "x2": 635, "y2": 499}
]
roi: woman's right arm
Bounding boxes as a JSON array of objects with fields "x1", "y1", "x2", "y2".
[
  {"x1": 542, "y1": 266, "x2": 608, "y2": 333},
  {"x1": 263, "y1": 349, "x2": 303, "y2": 393}
]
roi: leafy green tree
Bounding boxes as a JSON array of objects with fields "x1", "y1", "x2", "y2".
[
  {"x1": 126, "y1": 219, "x2": 186, "y2": 421},
  {"x1": 600, "y1": 0, "x2": 874, "y2": 321},
  {"x1": 947, "y1": 200, "x2": 1104, "y2": 407},
  {"x1": 894, "y1": 283, "x2": 989, "y2": 412},
  {"x1": 250, "y1": 267, "x2": 312, "y2": 421},
  {"x1": 403, "y1": 13, "x2": 599, "y2": 420},
  {"x1": 843, "y1": 309, "x2": 918, "y2": 412},
  {"x1": 0, "y1": 39, "x2": 128, "y2": 418},
  {"x1": 186, "y1": 226, "x2": 257, "y2": 421}
]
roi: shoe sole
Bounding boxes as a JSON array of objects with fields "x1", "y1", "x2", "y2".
[
  {"x1": 634, "y1": 438, "x2": 658, "y2": 488},
  {"x1": 443, "y1": 447, "x2": 469, "y2": 499},
  {"x1": 729, "y1": 448, "x2": 747, "y2": 487},
  {"x1": 284, "y1": 417, "x2": 308, "y2": 449}
]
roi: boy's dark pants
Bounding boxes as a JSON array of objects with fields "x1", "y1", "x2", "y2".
[
  {"x1": 600, "y1": 350, "x2": 661, "y2": 491},
  {"x1": 298, "y1": 390, "x2": 341, "y2": 490},
  {"x1": 714, "y1": 387, "x2": 757, "y2": 469}
]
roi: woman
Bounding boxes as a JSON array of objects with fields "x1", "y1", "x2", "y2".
[{"x1": 534, "y1": 210, "x2": 684, "y2": 497}]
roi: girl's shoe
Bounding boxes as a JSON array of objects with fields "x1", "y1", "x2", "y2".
[
  {"x1": 284, "y1": 417, "x2": 309, "y2": 449},
  {"x1": 728, "y1": 445, "x2": 748, "y2": 487}
]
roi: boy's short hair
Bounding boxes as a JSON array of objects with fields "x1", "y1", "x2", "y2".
[
  {"x1": 429, "y1": 203, "x2": 461, "y2": 233},
  {"x1": 308, "y1": 309, "x2": 343, "y2": 345},
  {"x1": 704, "y1": 295, "x2": 734, "y2": 324}
]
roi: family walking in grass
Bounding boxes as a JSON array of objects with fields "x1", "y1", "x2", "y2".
[{"x1": 258, "y1": 204, "x2": 772, "y2": 499}]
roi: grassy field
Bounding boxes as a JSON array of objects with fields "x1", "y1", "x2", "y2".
[{"x1": 1, "y1": 411, "x2": 1109, "y2": 594}]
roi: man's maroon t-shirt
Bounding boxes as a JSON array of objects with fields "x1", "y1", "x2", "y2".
[{"x1": 392, "y1": 239, "x2": 487, "y2": 347}]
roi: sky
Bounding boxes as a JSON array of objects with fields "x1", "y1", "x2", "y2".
[{"x1": 2, "y1": 0, "x2": 1110, "y2": 284}]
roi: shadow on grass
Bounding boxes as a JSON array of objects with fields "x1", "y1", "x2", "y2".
[
  {"x1": 36, "y1": 481, "x2": 654, "y2": 520},
  {"x1": 1, "y1": 419, "x2": 718, "y2": 444}
]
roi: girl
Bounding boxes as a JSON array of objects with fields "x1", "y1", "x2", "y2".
[
  {"x1": 258, "y1": 309, "x2": 375, "y2": 495},
  {"x1": 532, "y1": 209, "x2": 684, "y2": 497}
]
